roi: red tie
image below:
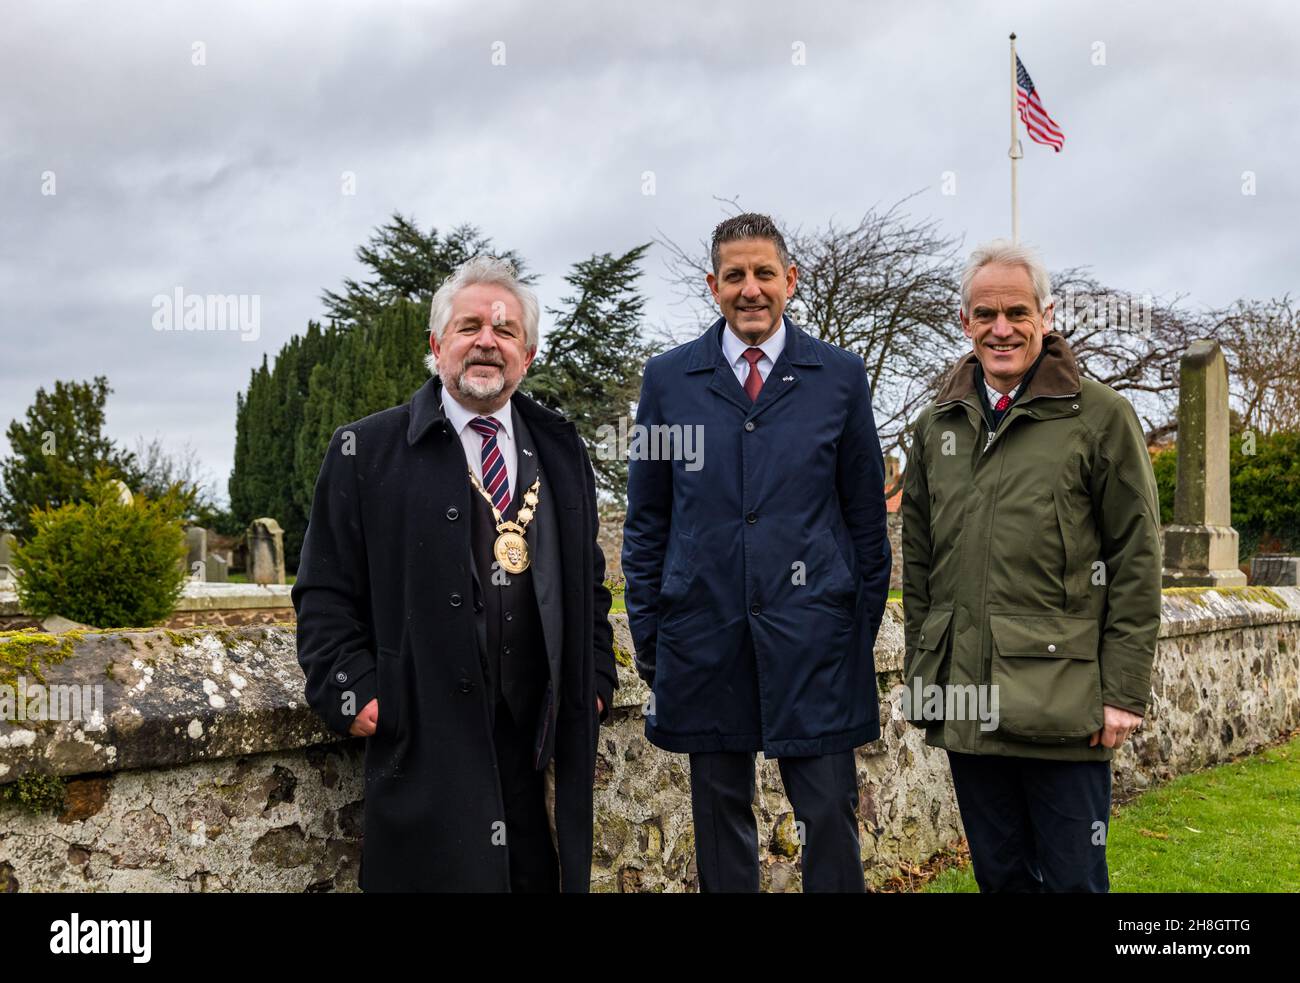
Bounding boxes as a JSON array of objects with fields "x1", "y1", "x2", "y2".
[
  {"x1": 742, "y1": 348, "x2": 765, "y2": 402},
  {"x1": 994, "y1": 394, "x2": 1011, "y2": 412}
]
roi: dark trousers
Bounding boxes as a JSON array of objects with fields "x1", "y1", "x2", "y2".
[
  {"x1": 688, "y1": 750, "x2": 865, "y2": 892},
  {"x1": 493, "y1": 698, "x2": 559, "y2": 892},
  {"x1": 946, "y1": 750, "x2": 1111, "y2": 893}
]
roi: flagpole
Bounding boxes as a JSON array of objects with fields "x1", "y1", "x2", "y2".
[{"x1": 1009, "y1": 32, "x2": 1022, "y2": 243}]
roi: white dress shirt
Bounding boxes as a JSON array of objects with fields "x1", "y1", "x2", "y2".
[
  {"x1": 985, "y1": 380, "x2": 1021, "y2": 409},
  {"x1": 441, "y1": 386, "x2": 518, "y2": 498},
  {"x1": 721, "y1": 318, "x2": 786, "y2": 390}
]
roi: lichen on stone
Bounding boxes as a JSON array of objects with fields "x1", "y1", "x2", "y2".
[{"x1": 0, "y1": 629, "x2": 83, "y2": 688}]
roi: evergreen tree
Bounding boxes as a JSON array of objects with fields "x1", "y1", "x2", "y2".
[
  {"x1": 525, "y1": 243, "x2": 653, "y2": 496},
  {"x1": 321, "y1": 213, "x2": 533, "y2": 325},
  {"x1": 293, "y1": 300, "x2": 431, "y2": 542},
  {"x1": 0, "y1": 377, "x2": 138, "y2": 539},
  {"x1": 229, "y1": 324, "x2": 344, "y2": 567}
]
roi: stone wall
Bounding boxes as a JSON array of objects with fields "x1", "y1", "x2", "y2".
[
  {"x1": 887, "y1": 513, "x2": 903, "y2": 591},
  {"x1": 2, "y1": 586, "x2": 1298, "y2": 892},
  {"x1": 0, "y1": 582, "x2": 294, "y2": 633}
]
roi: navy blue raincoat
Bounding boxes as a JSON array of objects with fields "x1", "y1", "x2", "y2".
[{"x1": 623, "y1": 317, "x2": 891, "y2": 757}]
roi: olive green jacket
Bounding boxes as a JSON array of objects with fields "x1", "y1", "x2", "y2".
[{"x1": 900, "y1": 333, "x2": 1162, "y2": 761}]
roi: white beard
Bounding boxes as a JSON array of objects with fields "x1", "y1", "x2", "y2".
[{"x1": 457, "y1": 364, "x2": 506, "y2": 400}]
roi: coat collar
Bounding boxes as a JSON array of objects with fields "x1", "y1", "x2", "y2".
[
  {"x1": 406, "y1": 374, "x2": 572, "y2": 447},
  {"x1": 684, "y1": 315, "x2": 823, "y2": 374},
  {"x1": 935, "y1": 331, "x2": 1081, "y2": 406}
]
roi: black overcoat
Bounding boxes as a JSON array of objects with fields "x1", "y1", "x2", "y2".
[{"x1": 293, "y1": 376, "x2": 616, "y2": 891}]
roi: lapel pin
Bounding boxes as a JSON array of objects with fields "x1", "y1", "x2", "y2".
[
  {"x1": 522, "y1": 448, "x2": 533, "y2": 457},
  {"x1": 782, "y1": 375, "x2": 794, "y2": 382}
]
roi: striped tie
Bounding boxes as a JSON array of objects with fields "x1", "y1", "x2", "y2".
[{"x1": 469, "y1": 416, "x2": 510, "y2": 514}]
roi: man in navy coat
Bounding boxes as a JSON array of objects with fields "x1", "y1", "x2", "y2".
[{"x1": 623, "y1": 213, "x2": 892, "y2": 891}]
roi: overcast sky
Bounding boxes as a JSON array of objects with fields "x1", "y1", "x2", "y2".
[{"x1": 3, "y1": 0, "x2": 1297, "y2": 504}]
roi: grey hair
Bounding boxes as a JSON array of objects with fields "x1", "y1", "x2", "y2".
[
  {"x1": 425, "y1": 255, "x2": 539, "y2": 375},
  {"x1": 959, "y1": 240, "x2": 1053, "y2": 316},
  {"x1": 710, "y1": 212, "x2": 791, "y2": 274}
]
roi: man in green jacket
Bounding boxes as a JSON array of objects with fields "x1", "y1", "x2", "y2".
[{"x1": 901, "y1": 240, "x2": 1162, "y2": 892}]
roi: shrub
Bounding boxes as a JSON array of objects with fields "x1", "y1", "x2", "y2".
[
  {"x1": 11, "y1": 466, "x2": 189, "y2": 628},
  {"x1": 1151, "y1": 430, "x2": 1300, "y2": 557}
]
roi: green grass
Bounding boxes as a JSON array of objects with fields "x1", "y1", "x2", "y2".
[{"x1": 924, "y1": 734, "x2": 1300, "y2": 892}]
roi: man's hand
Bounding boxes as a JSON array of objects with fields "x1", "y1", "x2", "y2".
[
  {"x1": 597, "y1": 695, "x2": 604, "y2": 716},
  {"x1": 1090, "y1": 704, "x2": 1143, "y2": 749},
  {"x1": 349, "y1": 698, "x2": 379, "y2": 737}
]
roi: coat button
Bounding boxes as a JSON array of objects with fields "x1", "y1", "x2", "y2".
[
  {"x1": 504, "y1": 611, "x2": 513, "y2": 622},
  {"x1": 474, "y1": 598, "x2": 483, "y2": 613},
  {"x1": 920, "y1": 634, "x2": 926, "y2": 643},
  {"x1": 446, "y1": 506, "x2": 459, "y2": 521},
  {"x1": 449, "y1": 593, "x2": 462, "y2": 607},
  {"x1": 458, "y1": 678, "x2": 473, "y2": 694},
  {"x1": 744, "y1": 421, "x2": 755, "y2": 432},
  {"x1": 746, "y1": 512, "x2": 757, "y2": 524},
  {"x1": 750, "y1": 603, "x2": 761, "y2": 616},
  {"x1": 335, "y1": 671, "x2": 347, "y2": 684},
  {"x1": 1048, "y1": 643, "x2": 1057, "y2": 653}
]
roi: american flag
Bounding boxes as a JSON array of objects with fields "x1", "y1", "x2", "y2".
[{"x1": 1015, "y1": 55, "x2": 1065, "y2": 152}]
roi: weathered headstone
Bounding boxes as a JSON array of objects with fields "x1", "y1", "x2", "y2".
[
  {"x1": 204, "y1": 552, "x2": 230, "y2": 584},
  {"x1": 1250, "y1": 555, "x2": 1300, "y2": 587},
  {"x1": 1162, "y1": 340, "x2": 1248, "y2": 587},
  {"x1": 109, "y1": 479, "x2": 134, "y2": 506},
  {"x1": 185, "y1": 526, "x2": 208, "y2": 578},
  {"x1": 0, "y1": 530, "x2": 16, "y2": 580},
  {"x1": 247, "y1": 518, "x2": 286, "y2": 585}
]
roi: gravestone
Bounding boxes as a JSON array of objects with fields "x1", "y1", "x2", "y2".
[
  {"x1": 247, "y1": 518, "x2": 286, "y2": 585},
  {"x1": 1162, "y1": 340, "x2": 1248, "y2": 587},
  {"x1": 1250, "y1": 555, "x2": 1300, "y2": 586},
  {"x1": 0, "y1": 530, "x2": 16, "y2": 580},
  {"x1": 185, "y1": 526, "x2": 208, "y2": 578},
  {"x1": 109, "y1": 479, "x2": 134, "y2": 506},
  {"x1": 204, "y1": 552, "x2": 230, "y2": 584}
]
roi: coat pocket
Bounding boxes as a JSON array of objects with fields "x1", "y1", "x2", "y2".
[
  {"x1": 822, "y1": 529, "x2": 858, "y2": 605},
  {"x1": 902, "y1": 608, "x2": 954, "y2": 728},
  {"x1": 989, "y1": 613, "x2": 1103, "y2": 741},
  {"x1": 658, "y1": 532, "x2": 696, "y2": 617}
]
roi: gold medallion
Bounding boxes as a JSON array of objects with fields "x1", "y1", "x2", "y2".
[
  {"x1": 467, "y1": 468, "x2": 541, "y2": 576},
  {"x1": 494, "y1": 529, "x2": 530, "y2": 574}
]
